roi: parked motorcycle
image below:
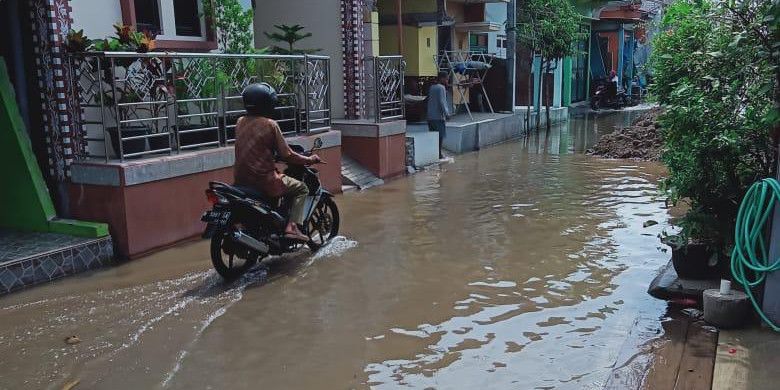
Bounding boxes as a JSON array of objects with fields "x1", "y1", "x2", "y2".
[
  {"x1": 200, "y1": 138, "x2": 339, "y2": 280},
  {"x1": 590, "y1": 80, "x2": 629, "y2": 110}
]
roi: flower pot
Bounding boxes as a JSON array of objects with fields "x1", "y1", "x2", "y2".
[
  {"x1": 670, "y1": 241, "x2": 725, "y2": 280},
  {"x1": 106, "y1": 126, "x2": 148, "y2": 158}
]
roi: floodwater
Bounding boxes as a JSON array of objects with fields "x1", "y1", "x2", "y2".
[{"x1": 0, "y1": 110, "x2": 673, "y2": 389}]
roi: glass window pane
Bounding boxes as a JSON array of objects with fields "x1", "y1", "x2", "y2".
[
  {"x1": 174, "y1": 0, "x2": 202, "y2": 37},
  {"x1": 134, "y1": 0, "x2": 161, "y2": 36}
]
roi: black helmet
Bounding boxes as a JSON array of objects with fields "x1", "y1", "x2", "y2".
[{"x1": 242, "y1": 82, "x2": 277, "y2": 118}]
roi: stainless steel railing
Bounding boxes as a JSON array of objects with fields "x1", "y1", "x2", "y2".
[
  {"x1": 69, "y1": 52, "x2": 331, "y2": 162},
  {"x1": 365, "y1": 56, "x2": 405, "y2": 123}
]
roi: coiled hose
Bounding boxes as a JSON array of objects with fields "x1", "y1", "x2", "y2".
[{"x1": 731, "y1": 178, "x2": 780, "y2": 331}]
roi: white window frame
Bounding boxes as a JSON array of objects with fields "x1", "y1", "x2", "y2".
[{"x1": 153, "y1": 0, "x2": 208, "y2": 42}]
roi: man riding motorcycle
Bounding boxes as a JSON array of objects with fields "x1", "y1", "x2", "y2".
[{"x1": 234, "y1": 83, "x2": 321, "y2": 242}]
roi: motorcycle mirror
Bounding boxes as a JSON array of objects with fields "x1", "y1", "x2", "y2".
[{"x1": 313, "y1": 137, "x2": 323, "y2": 150}]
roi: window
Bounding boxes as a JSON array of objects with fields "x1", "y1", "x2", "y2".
[
  {"x1": 173, "y1": 0, "x2": 202, "y2": 37},
  {"x1": 127, "y1": 0, "x2": 209, "y2": 43},
  {"x1": 134, "y1": 0, "x2": 162, "y2": 36}
]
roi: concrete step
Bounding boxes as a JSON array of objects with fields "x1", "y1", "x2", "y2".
[{"x1": 341, "y1": 156, "x2": 384, "y2": 190}]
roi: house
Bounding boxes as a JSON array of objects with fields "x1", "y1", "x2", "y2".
[
  {"x1": 0, "y1": 0, "x2": 341, "y2": 263},
  {"x1": 255, "y1": 0, "x2": 408, "y2": 185},
  {"x1": 589, "y1": 1, "x2": 655, "y2": 92}
]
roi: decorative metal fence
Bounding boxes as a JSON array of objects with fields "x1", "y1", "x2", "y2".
[
  {"x1": 365, "y1": 56, "x2": 405, "y2": 123},
  {"x1": 69, "y1": 52, "x2": 331, "y2": 162}
]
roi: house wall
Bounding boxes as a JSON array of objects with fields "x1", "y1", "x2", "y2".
[
  {"x1": 485, "y1": 3, "x2": 507, "y2": 59},
  {"x1": 254, "y1": 0, "x2": 345, "y2": 119},
  {"x1": 379, "y1": 25, "x2": 437, "y2": 77},
  {"x1": 378, "y1": 0, "x2": 436, "y2": 14},
  {"x1": 68, "y1": 132, "x2": 343, "y2": 259},
  {"x1": 69, "y1": 0, "x2": 123, "y2": 39}
]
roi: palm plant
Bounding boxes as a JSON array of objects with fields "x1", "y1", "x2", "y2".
[{"x1": 263, "y1": 25, "x2": 320, "y2": 55}]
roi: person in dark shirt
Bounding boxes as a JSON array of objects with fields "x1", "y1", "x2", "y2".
[{"x1": 234, "y1": 83, "x2": 320, "y2": 241}]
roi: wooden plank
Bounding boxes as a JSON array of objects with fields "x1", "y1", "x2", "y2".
[
  {"x1": 713, "y1": 329, "x2": 780, "y2": 390},
  {"x1": 674, "y1": 321, "x2": 718, "y2": 390},
  {"x1": 642, "y1": 317, "x2": 691, "y2": 390}
]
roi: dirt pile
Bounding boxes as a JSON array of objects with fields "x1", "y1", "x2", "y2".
[{"x1": 588, "y1": 109, "x2": 663, "y2": 161}]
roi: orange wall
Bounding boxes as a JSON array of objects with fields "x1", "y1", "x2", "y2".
[
  {"x1": 599, "y1": 31, "x2": 619, "y2": 72},
  {"x1": 69, "y1": 146, "x2": 342, "y2": 259},
  {"x1": 342, "y1": 134, "x2": 406, "y2": 179}
]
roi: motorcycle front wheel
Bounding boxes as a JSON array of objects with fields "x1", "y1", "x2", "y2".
[
  {"x1": 210, "y1": 229, "x2": 260, "y2": 280},
  {"x1": 306, "y1": 197, "x2": 340, "y2": 251}
]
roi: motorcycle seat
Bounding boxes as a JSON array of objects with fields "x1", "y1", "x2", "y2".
[{"x1": 209, "y1": 181, "x2": 282, "y2": 208}]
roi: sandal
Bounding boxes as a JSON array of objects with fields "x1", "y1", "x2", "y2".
[{"x1": 284, "y1": 232, "x2": 310, "y2": 242}]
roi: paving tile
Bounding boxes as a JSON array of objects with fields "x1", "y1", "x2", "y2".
[{"x1": 0, "y1": 232, "x2": 115, "y2": 294}]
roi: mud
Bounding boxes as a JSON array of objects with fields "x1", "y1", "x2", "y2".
[{"x1": 587, "y1": 108, "x2": 663, "y2": 161}]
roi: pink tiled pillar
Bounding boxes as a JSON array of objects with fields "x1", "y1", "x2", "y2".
[
  {"x1": 341, "y1": 0, "x2": 366, "y2": 119},
  {"x1": 29, "y1": 0, "x2": 83, "y2": 181}
]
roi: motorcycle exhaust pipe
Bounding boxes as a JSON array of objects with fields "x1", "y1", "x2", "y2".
[{"x1": 231, "y1": 231, "x2": 270, "y2": 253}]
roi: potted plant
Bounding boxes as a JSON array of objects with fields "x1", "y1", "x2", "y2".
[
  {"x1": 650, "y1": 0, "x2": 775, "y2": 280},
  {"x1": 660, "y1": 211, "x2": 728, "y2": 280},
  {"x1": 67, "y1": 26, "x2": 164, "y2": 158}
]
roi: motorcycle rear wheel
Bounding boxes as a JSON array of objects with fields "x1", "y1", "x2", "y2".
[
  {"x1": 306, "y1": 197, "x2": 340, "y2": 251},
  {"x1": 211, "y1": 229, "x2": 260, "y2": 280}
]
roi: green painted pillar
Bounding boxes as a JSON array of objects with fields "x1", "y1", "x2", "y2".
[
  {"x1": 617, "y1": 24, "x2": 625, "y2": 86},
  {"x1": 0, "y1": 59, "x2": 55, "y2": 232},
  {"x1": 562, "y1": 56, "x2": 573, "y2": 107},
  {"x1": 0, "y1": 58, "x2": 108, "y2": 237}
]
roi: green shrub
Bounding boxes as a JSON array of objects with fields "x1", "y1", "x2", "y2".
[{"x1": 650, "y1": 0, "x2": 776, "y2": 247}]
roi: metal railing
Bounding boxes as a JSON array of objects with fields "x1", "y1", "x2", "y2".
[
  {"x1": 69, "y1": 52, "x2": 331, "y2": 162},
  {"x1": 365, "y1": 56, "x2": 405, "y2": 123}
]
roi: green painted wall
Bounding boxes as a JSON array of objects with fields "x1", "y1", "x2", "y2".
[
  {"x1": 562, "y1": 57, "x2": 573, "y2": 106},
  {"x1": 0, "y1": 58, "x2": 56, "y2": 232},
  {"x1": 0, "y1": 58, "x2": 108, "y2": 238}
]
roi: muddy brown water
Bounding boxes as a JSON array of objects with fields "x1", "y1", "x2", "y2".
[{"x1": 0, "y1": 110, "x2": 673, "y2": 389}]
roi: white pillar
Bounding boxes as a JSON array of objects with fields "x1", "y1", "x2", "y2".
[{"x1": 553, "y1": 59, "x2": 563, "y2": 108}]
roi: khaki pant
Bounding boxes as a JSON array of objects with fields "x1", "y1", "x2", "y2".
[{"x1": 281, "y1": 175, "x2": 308, "y2": 225}]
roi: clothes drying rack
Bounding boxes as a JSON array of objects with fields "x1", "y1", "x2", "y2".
[{"x1": 435, "y1": 50, "x2": 496, "y2": 120}]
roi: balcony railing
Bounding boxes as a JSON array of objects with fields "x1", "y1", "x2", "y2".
[
  {"x1": 69, "y1": 52, "x2": 331, "y2": 162},
  {"x1": 365, "y1": 56, "x2": 405, "y2": 123}
]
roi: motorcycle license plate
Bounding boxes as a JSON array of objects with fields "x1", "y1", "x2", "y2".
[{"x1": 201, "y1": 210, "x2": 231, "y2": 225}]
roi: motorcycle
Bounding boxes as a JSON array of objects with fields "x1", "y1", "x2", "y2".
[
  {"x1": 200, "y1": 137, "x2": 340, "y2": 280},
  {"x1": 590, "y1": 80, "x2": 629, "y2": 110}
]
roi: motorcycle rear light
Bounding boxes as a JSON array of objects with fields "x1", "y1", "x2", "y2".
[{"x1": 206, "y1": 189, "x2": 220, "y2": 205}]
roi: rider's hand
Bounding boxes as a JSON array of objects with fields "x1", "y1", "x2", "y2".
[{"x1": 308, "y1": 154, "x2": 322, "y2": 165}]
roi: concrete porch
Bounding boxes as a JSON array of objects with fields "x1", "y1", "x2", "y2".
[{"x1": 407, "y1": 107, "x2": 569, "y2": 156}]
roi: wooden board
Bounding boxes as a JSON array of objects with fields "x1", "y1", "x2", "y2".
[
  {"x1": 642, "y1": 317, "x2": 691, "y2": 390},
  {"x1": 674, "y1": 321, "x2": 718, "y2": 390},
  {"x1": 713, "y1": 328, "x2": 780, "y2": 390}
]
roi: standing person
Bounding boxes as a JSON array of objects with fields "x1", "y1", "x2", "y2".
[
  {"x1": 234, "y1": 83, "x2": 321, "y2": 242},
  {"x1": 427, "y1": 71, "x2": 451, "y2": 159},
  {"x1": 609, "y1": 70, "x2": 619, "y2": 91}
]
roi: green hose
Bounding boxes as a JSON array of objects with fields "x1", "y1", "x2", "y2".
[{"x1": 731, "y1": 178, "x2": 780, "y2": 331}]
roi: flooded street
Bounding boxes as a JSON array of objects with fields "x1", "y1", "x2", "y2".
[{"x1": 0, "y1": 110, "x2": 673, "y2": 389}]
